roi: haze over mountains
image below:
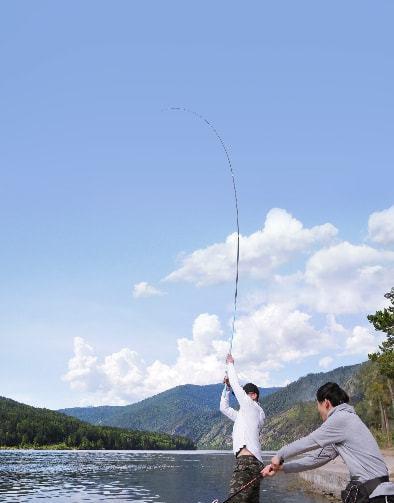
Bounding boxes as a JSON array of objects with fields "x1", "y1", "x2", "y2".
[{"x1": 60, "y1": 363, "x2": 362, "y2": 448}]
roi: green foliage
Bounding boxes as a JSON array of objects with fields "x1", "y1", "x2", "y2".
[
  {"x1": 261, "y1": 402, "x2": 321, "y2": 450},
  {"x1": 355, "y1": 362, "x2": 392, "y2": 447},
  {"x1": 0, "y1": 396, "x2": 195, "y2": 450},
  {"x1": 368, "y1": 287, "x2": 394, "y2": 380},
  {"x1": 364, "y1": 288, "x2": 394, "y2": 447},
  {"x1": 63, "y1": 364, "x2": 361, "y2": 449},
  {"x1": 60, "y1": 384, "x2": 280, "y2": 447},
  {"x1": 260, "y1": 364, "x2": 361, "y2": 418}
]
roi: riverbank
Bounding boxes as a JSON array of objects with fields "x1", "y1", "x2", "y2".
[{"x1": 296, "y1": 449, "x2": 394, "y2": 499}]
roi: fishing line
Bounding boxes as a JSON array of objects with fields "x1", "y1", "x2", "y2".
[{"x1": 167, "y1": 107, "x2": 239, "y2": 353}]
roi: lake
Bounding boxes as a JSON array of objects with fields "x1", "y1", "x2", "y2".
[{"x1": 0, "y1": 450, "x2": 329, "y2": 502}]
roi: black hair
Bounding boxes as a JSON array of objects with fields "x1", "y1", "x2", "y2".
[
  {"x1": 243, "y1": 383, "x2": 259, "y2": 400},
  {"x1": 316, "y1": 382, "x2": 349, "y2": 406}
]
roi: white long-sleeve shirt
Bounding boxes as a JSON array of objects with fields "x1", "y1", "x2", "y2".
[{"x1": 220, "y1": 362, "x2": 265, "y2": 462}]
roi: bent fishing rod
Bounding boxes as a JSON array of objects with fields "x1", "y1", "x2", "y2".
[
  {"x1": 210, "y1": 473, "x2": 264, "y2": 503},
  {"x1": 167, "y1": 107, "x2": 240, "y2": 354}
]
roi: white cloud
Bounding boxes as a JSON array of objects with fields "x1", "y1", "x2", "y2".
[
  {"x1": 319, "y1": 356, "x2": 334, "y2": 369},
  {"x1": 133, "y1": 282, "x2": 164, "y2": 298},
  {"x1": 64, "y1": 206, "x2": 394, "y2": 405},
  {"x1": 301, "y1": 242, "x2": 394, "y2": 314},
  {"x1": 62, "y1": 337, "x2": 100, "y2": 392},
  {"x1": 165, "y1": 208, "x2": 337, "y2": 286},
  {"x1": 342, "y1": 325, "x2": 382, "y2": 356},
  {"x1": 233, "y1": 303, "x2": 332, "y2": 369},
  {"x1": 163, "y1": 207, "x2": 393, "y2": 317},
  {"x1": 368, "y1": 205, "x2": 394, "y2": 245},
  {"x1": 320, "y1": 315, "x2": 383, "y2": 357},
  {"x1": 63, "y1": 314, "x2": 228, "y2": 405},
  {"x1": 63, "y1": 307, "x2": 384, "y2": 405},
  {"x1": 63, "y1": 302, "x2": 340, "y2": 405}
]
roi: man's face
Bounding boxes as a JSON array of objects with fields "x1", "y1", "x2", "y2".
[
  {"x1": 247, "y1": 392, "x2": 258, "y2": 402},
  {"x1": 317, "y1": 399, "x2": 331, "y2": 421}
]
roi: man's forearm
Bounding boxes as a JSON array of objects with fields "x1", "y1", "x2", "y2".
[
  {"x1": 277, "y1": 435, "x2": 319, "y2": 461},
  {"x1": 227, "y1": 363, "x2": 245, "y2": 402},
  {"x1": 283, "y1": 448, "x2": 336, "y2": 473}
]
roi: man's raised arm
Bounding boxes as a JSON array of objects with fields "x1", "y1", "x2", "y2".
[
  {"x1": 220, "y1": 379, "x2": 237, "y2": 422},
  {"x1": 226, "y1": 354, "x2": 249, "y2": 406}
]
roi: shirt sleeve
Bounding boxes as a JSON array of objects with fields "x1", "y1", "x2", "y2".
[
  {"x1": 227, "y1": 363, "x2": 250, "y2": 406},
  {"x1": 277, "y1": 411, "x2": 346, "y2": 461},
  {"x1": 283, "y1": 445, "x2": 338, "y2": 473},
  {"x1": 277, "y1": 433, "x2": 321, "y2": 461},
  {"x1": 308, "y1": 413, "x2": 346, "y2": 447},
  {"x1": 220, "y1": 386, "x2": 238, "y2": 422}
]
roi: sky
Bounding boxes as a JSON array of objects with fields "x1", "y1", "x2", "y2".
[{"x1": 0, "y1": 1, "x2": 393, "y2": 409}]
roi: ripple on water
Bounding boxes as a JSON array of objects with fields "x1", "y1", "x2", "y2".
[{"x1": 0, "y1": 450, "x2": 330, "y2": 503}]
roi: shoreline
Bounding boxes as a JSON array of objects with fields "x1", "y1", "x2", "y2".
[{"x1": 294, "y1": 450, "x2": 394, "y2": 499}]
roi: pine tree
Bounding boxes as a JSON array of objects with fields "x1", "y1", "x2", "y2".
[{"x1": 367, "y1": 288, "x2": 394, "y2": 446}]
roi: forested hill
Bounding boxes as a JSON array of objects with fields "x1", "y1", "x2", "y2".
[
  {"x1": 60, "y1": 383, "x2": 280, "y2": 430},
  {"x1": 59, "y1": 384, "x2": 280, "y2": 447},
  {"x1": 260, "y1": 363, "x2": 362, "y2": 417},
  {"x1": 61, "y1": 363, "x2": 362, "y2": 448},
  {"x1": 0, "y1": 396, "x2": 195, "y2": 450}
]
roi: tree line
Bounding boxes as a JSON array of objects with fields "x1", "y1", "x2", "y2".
[
  {"x1": 0, "y1": 397, "x2": 195, "y2": 450},
  {"x1": 356, "y1": 287, "x2": 394, "y2": 447}
]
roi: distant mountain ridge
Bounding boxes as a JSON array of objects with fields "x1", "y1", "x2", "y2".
[
  {"x1": 59, "y1": 384, "x2": 280, "y2": 446},
  {"x1": 261, "y1": 363, "x2": 362, "y2": 417},
  {"x1": 61, "y1": 362, "x2": 363, "y2": 448}
]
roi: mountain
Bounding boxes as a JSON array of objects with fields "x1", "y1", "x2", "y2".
[
  {"x1": 0, "y1": 396, "x2": 195, "y2": 450},
  {"x1": 59, "y1": 384, "x2": 280, "y2": 447},
  {"x1": 61, "y1": 363, "x2": 362, "y2": 448},
  {"x1": 261, "y1": 363, "x2": 362, "y2": 417}
]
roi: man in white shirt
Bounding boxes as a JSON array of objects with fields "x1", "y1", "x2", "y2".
[{"x1": 220, "y1": 354, "x2": 266, "y2": 502}]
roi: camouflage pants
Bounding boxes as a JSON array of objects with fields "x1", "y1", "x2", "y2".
[{"x1": 229, "y1": 455, "x2": 264, "y2": 503}]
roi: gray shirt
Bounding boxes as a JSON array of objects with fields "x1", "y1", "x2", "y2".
[{"x1": 277, "y1": 403, "x2": 388, "y2": 483}]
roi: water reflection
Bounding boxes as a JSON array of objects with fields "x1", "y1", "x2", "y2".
[{"x1": 0, "y1": 450, "x2": 329, "y2": 502}]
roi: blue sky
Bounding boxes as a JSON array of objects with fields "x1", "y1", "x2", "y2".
[{"x1": 1, "y1": 1, "x2": 393, "y2": 409}]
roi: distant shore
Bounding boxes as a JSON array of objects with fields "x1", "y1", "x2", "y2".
[
  {"x1": 295, "y1": 449, "x2": 394, "y2": 499},
  {"x1": 0, "y1": 445, "x2": 197, "y2": 451}
]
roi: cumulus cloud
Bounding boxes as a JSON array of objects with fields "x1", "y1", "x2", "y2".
[
  {"x1": 301, "y1": 242, "x2": 394, "y2": 314},
  {"x1": 163, "y1": 206, "x2": 393, "y2": 316},
  {"x1": 341, "y1": 325, "x2": 382, "y2": 356},
  {"x1": 319, "y1": 315, "x2": 383, "y2": 357},
  {"x1": 63, "y1": 314, "x2": 227, "y2": 405},
  {"x1": 63, "y1": 305, "x2": 338, "y2": 405},
  {"x1": 62, "y1": 337, "x2": 100, "y2": 392},
  {"x1": 133, "y1": 282, "x2": 164, "y2": 298},
  {"x1": 64, "y1": 206, "x2": 394, "y2": 405},
  {"x1": 319, "y1": 356, "x2": 334, "y2": 369},
  {"x1": 165, "y1": 208, "x2": 337, "y2": 286},
  {"x1": 368, "y1": 205, "x2": 394, "y2": 245},
  {"x1": 233, "y1": 303, "x2": 332, "y2": 370}
]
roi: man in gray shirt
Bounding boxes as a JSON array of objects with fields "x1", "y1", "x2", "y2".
[{"x1": 262, "y1": 382, "x2": 393, "y2": 503}]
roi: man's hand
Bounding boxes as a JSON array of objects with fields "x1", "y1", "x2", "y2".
[
  {"x1": 270, "y1": 455, "x2": 283, "y2": 470},
  {"x1": 261, "y1": 464, "x2": 276, "y2": 477},
  {"x1": 261, "y1": 462, "x2": 283, "y2": 478},
  {"x1": 226, "y1": 353, "x2": 234, "y2": 365}
]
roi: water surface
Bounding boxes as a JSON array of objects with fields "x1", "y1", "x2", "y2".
[{"x1": 0, "y1": 450, "x2": 329, "y2": 502}]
